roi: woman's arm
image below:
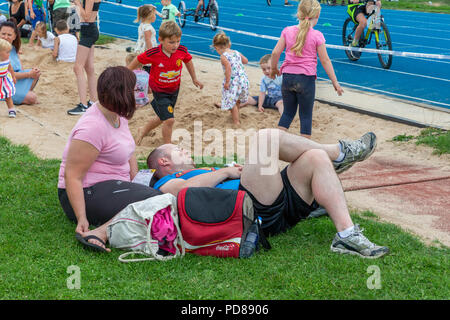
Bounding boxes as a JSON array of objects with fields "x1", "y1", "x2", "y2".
[
  {"x1": 271, "y1": 36, "x2": 285, "y2": 79},
  {"x1": 74, "y1": 0, "x2": 95, "y2": 21},
  {"x1": 129, "y1": 153, "x2": 138, "y2": 181},
  {"x1": 65, "y1": 139, "x2": 99, "y2": 234},
  {"x1": 317, "y1": 44, "x2": 343, "y2": 96},
  {"x1": 14, "y1": 68, "x2": 40, "y2": 80}
]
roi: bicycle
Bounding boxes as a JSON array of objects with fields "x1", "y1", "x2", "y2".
[
  {"x1": 342, "y1": 0, "x2": 393, "y2": 69},
  {"x1": 178, "y1": 0, "x2": 219, "y2": 31}
]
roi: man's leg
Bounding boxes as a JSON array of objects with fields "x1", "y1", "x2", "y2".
[
  {"x1": 242, "y1": 128, "x2": 376, "y2": 202},
  {"x1": 242, "y1": 129, "x2": 388, "y2": 258}
]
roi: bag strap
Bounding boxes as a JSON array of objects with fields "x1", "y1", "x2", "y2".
[{"x1": 257, "y1": 223, "x2": 271, "y2": 251}]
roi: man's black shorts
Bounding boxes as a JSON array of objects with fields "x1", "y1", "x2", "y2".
[
  {"x1": 151, "y1": 90, "x2": 179, "y2": 121},
  {"x1": 239, "y1": 166, "x2": 319, "y2": 237}
]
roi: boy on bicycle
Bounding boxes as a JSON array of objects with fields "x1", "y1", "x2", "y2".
[{"x1": 347, "y1": 0, "x2": 381, "y2": 58}]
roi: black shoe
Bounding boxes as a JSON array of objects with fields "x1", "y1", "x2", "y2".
[
  {"x1": 67, "y1": 103, "x2": 87, "y2": 115},
  {"x1": 194, "y1": 14, "x2": 199, "y2": 22},
  {"x1": 87, "y1": 100, "x2": 94, "y2": 108},
  {"x1": 126, "y1": 46, "x2": 133, "y2": 53},
  {"x1": 284, "y1": 1, "x2": 294, "y2": 6}
]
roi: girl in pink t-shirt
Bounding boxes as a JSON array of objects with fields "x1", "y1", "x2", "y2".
[{"x1": 271, "y1": 0, "x2": 343, "y2": 139}]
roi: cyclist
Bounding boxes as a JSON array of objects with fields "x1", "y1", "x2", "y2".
[
  {"x1": 194, "y1": 0, "x2": 205, "y2": 22},
  {"x1": 347, "y1": 0, "x2": 381, "y2": 58}
]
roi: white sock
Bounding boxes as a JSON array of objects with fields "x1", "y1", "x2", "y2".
[
  {"x1": 334, "y1": 144, "x2": 345, "y2": 163},
  {"x1": 338, "y1": 225, "x2": 355, "y2": 238}
]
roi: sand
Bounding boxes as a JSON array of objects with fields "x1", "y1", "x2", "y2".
[{"x1": 0, "y1": 39, "x2": 448, "y2": 246}]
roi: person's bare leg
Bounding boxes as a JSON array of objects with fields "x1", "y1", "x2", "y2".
[
  {"x1": 80, "y1": 219, "x2": 112, "y2": 252},
  {"x1": 239, "y1": 96, "x2": 257, "y2": 108},
  {"x1": 162, "y1": 118, "x2": 175, "y2": 144},
  {"x1": 276, "y1": 100, "x2": 284, "y2": 115},
  {"x1": 231, "y1": 104, "x2": 240, "y2": 125},
  {"x1": 241, "y1": 129, "x2": 338, "y2": 206},
  {"x1": 136, "y1": 116, "x2": 163, "y2": 145},
  {"x1": 354, "y1": 13, "x2": 367, "y2": 44},
  {"x1": 85, "y1": 46, "x2": 97, "y2": 102},
  {"x1": 73, "y1": 45, "x2": 90, "y2": 106},
  {"x1": 286, "y1": 149, "x2": 353, "y2": 232}
]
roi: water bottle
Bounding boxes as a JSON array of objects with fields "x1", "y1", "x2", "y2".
[
  {"x1": 367, "y1": 15, "x2": 374, "y2": 30},
  {"x1": 239, "y1": 220, "x2": 260, "y2": 258}
]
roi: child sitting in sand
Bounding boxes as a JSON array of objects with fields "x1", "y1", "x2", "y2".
[
  {"x1": 31, "y1": 21, "x2": 55, "y2": 49},
  {"x1": 240, "y1": 54, "x2": 284, "y2": 115},
  {"x1": 52, "y1": 20, "x2": 78, "y2": 63},
  {"x1": 212, "y1": 32, "x2": 249, "y2": 126},
  {"x1": 126, "y1": 53, "x2": 150, "y2": 108},
  {"x1": 0, "y1": 39, "x2": 17, "y2": 118}
]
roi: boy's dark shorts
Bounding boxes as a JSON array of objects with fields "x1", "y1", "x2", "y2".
[
  {"x1": 239, "y1": 165, "x2": 319, "y2": 237},
  {"x1": 151, "y1": 90, "x2": 179, "y2": 121},
  {"x1": 252, "y1": 95, "x2": 282, "y2": 110}
]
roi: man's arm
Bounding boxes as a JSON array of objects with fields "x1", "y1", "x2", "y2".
[{"x1": 159, "y1": 166, "x2": 242, "y2": 196}]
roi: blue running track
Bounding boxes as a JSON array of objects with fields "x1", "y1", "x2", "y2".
[{"x1": 3, "y1": 0, "x2": 450, "y2": 109}]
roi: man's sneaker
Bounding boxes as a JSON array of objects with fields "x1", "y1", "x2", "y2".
[
  {"x1": 349, "y1": 42, "x2": 361, "y2": 58},
  {"x1": 87, "y1": 100, "x2": 94, "y2": 108},
  {"x1": 331, "y1": 225, "x2": 389, "y2": 259},
  {"x1": 8, "y1": 110, "x2": 16, "y2": 118},
  {"x1": 307, "y1": 206, "x2": 328, "y2": 219},
  {"x1": 67, "y1": 103, "x2": 87, "y2": 115},
  {"x1": 333, "y1": 132, "x2": 377, "y2": 174}
]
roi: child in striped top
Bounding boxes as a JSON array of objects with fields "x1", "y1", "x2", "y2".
[{"x1": 0, "y1": 39, "x2": 17, "y2": 118}]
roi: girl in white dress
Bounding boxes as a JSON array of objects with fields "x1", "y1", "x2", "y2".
[{"x1": 212, "y1": 32, "x2": 249, "y2": 125}]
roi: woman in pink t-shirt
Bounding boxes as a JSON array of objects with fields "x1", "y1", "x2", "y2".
[
  {"x1": 58, "y1": 66, "x2": 161, "y2": 251},
  {"x1": 271, "y1": 0, "x2": 343, "y2": 139}
]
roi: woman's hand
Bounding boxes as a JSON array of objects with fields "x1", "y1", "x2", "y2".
[
  {"x1": 270, "y1": 68, "x2": 280, "y2": 79},
  {"x1": 224, "y1": 81, "x2": 230, "y2": 90},
  {"x1": 75, "y1": 217, "x2": 90, "y2": 234},
  {"x1": 333, "y1": 81, "x2": 344, "y2": 96},
  {"x1": 28, "y1": 68, "x2": 40, "y2": 79}
]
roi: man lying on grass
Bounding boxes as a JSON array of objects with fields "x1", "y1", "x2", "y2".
[{"x1": 79, "y1": 128, "x2": 389, "y2": 259}]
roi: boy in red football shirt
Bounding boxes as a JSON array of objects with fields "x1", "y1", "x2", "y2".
[{"x1": 128, "y1": 21, "x2": 203, "y2": 145}]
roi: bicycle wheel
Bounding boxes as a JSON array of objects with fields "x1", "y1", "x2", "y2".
[
  {"x1": 209, "y1": 0, "x2": 219, "y2": 31},
  {"x1": 342, "y1": 17, "x2": 359, "y2": 61},
  {"x1": 267, "y1": 0, "x2": 271, "y2": 6},
  {"x1": 375, "y1": 20, "x2": 393, "y2": 69},
  {"x1": 178, "y1": 1, "x2": 186, "y2": 28}
]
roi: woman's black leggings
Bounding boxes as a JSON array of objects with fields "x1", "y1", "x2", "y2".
[
  {"x1": 58, "y1": 180, "x2": 162, "y2": 226},
  {"x1": 278, "y1": 73, "x2": 316, "y2": 136}
]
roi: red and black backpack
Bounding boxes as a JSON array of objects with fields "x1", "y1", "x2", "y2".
[{"x1": 177, "y1": 187, "x2": 271, "y2": 258}]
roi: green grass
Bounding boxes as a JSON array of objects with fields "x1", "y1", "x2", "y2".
[
  {"x1": 392, "y1": 128, "x2": 450, "y2": 155},
  {"x1": 20, "y1": 34, "x2": 116, "y2": 46},
  {"x1": 0, "y1": 137, "x2": 449, "y2": 300},
  {"x1": 382, "y1": 0, "x2": 450, "y2": 14}
]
